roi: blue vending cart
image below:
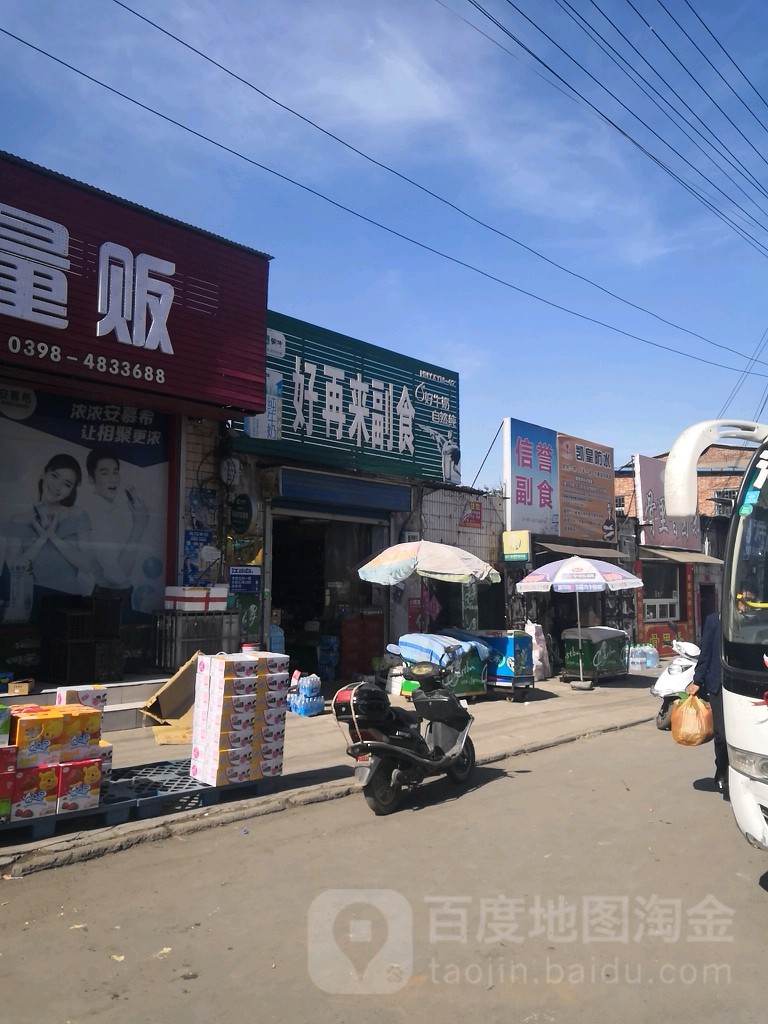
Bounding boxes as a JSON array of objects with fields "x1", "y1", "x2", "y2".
[{"x1": 454, "y1": 629, "x2": 534, "y2": 701}]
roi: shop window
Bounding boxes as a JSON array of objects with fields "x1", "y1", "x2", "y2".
[
  {"x1": 641, "y1": 562, "x2": 680, "y2": 622},
  {"x1": 714, "y1": 489, "x2": 738, "y2": 517}
]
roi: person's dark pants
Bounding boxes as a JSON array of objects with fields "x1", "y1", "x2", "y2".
[{"x1": 704, "y1": 687, "x2": 728, "y2": 780}]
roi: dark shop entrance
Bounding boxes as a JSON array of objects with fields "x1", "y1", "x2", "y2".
[{"x1": 269, "y1": 515, "x2": 389, "y2": 682}]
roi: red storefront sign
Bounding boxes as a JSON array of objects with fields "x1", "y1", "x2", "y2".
[
  {"x1": 0, "y1": 153, "x2": 270, "y2": 416},
  {"x1": 459, "y1": 500, "x2": 482, "y2": 528}
]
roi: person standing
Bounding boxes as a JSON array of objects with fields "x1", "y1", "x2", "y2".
[{"x1": 686, "y1": 611, "x2": 728, "y2": 796}]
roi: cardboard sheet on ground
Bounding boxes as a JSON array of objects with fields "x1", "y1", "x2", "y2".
[{"x1": 141, "y1": 651, "x2": 199, "y2": 745}]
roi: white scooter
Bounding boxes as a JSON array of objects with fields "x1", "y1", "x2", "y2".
[{"x1": 650, "y1": 637, "x2": 700, "y2": 730}]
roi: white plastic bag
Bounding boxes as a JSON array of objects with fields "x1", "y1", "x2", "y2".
[{"x1": 525, "y1": 619, "x2": 551, "y2": 681}]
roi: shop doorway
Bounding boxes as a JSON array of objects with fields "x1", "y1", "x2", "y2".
[
  {"x1": 699, "y1": 583, "x2": 718, "y2": 627},
  {"x1": 270, "y1": 516, "x2": 387, "y2": 678}
]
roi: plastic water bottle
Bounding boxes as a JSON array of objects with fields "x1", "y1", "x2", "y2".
[
  {"x1": 646, "y1": 645, "x2": 660, "y2": 669},
  {"x1": 629, "y1": 645, "x2": 646, "y2": 672}
]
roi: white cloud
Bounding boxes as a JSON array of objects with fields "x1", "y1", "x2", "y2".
[{"x1": 0, "y1": 0, "x2": 745, "y2": 269}]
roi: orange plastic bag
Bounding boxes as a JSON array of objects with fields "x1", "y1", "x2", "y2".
[{"x1": 670, "y1": 694, "x2": 714, "y2": 746}]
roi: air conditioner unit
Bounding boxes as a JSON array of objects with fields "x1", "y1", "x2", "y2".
[{"x1": 403, "y1": 531, "x2": 420, "y2": 543}]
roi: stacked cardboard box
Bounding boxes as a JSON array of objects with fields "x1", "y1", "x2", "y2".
[
  {"x1": 6, "y1": 686, "x2": 107, "y2": 820},
  {"x1": 1, "y1": 705, "x2": 14, "y2": 822},
  {"x1": 190, "y1": 651, "x2": 290, "y2": 787}
]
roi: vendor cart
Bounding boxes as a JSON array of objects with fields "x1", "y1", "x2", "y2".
[
  {"x1": 560, "y1": 626, "x2": 628, "y2": 688},
  {"x1": 394, "y1": 632, "x2": 488, "y2": 699},
  {"x1": 444, "y1": 628, "x2": 534, "y2": 701}
]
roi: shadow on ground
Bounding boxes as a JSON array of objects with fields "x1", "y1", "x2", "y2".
[{"x1": 393, "y1": 764, "x2": 515, "y2": 814}]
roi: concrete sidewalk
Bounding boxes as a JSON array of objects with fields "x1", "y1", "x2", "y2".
[{"x1": 0, "y1": 666, "x2": 664, "y2": 875}]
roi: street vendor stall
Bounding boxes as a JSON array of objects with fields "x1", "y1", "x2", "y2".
[
  {"x1": 443, "y1": 627, "x2": 534, "y2": 700},
  {"x1": 395, "y1": 632, "x2": 489, "y2": 699},
  {"x1": 560, "y1": 626, "x2": 628, "y2": 685},
  {"x1": 516, "y1": 555, "x2": 642, "y2": 690}
]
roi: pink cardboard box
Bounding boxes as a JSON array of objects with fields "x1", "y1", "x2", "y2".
[
  {"x1": 55, "y1": 686, "x2": 108, "y2": 711},
  {"x1": 190, "y1": 748, "x2": 252, "y2": 786},
  {"x1": 249, "y1": 756, "x2": 283, "y2": 781}
]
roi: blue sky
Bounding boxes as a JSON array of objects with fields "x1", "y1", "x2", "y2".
[{"x1": 2, "y1": 0, "x2": 768, "y2": 488}]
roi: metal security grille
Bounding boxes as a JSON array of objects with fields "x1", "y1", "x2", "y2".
[{"x1": 155, "y1": 611, "x2": 241, "y2": 670}]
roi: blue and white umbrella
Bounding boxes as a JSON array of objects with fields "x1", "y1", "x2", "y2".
[{"x1": 516, "y1": 556, "x2": 643, "y2": 684}]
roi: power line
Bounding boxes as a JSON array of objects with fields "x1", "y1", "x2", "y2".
[
  {"x1": 438, "y1": 1, "x2": 768, "y2": 263},
  {"x1": 557, "y1": 0, "x2": 768, "y2": 208},
  {"x1": 3, "y1": 25, "x2": 768, "y2": 381},
  {"x1": 105, "y1": 0, "x2": 762, "y2": 365},
  {"x1": 474, "y1": 0, "x2": 768, "y2": 243},
  {"x1": 637, "y1": 0, "x2": 768, "y2": 174},
  {"x1": 682, "y1": 0, "x2": 768, "y2": 119}
]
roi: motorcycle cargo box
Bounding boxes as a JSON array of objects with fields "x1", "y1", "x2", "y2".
[
  {"x1": 411, "y1": 686, "x2": 470, "y2": 727},
  {"x1": 332, "y1": 683, "x2": 391, "y2": 726}
]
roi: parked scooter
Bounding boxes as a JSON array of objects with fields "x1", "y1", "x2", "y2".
[
  {"x1": 650, "y1": 637, "x2": 700, "y2": 730},
  {"x1": 332, "y1": 660, "x2": 476, "y2": 815}
]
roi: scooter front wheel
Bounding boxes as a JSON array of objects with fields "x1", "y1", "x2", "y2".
[
  {"x1": 445, "y1": 736, "x2": 476, "y2": 784},
  {"x1": 656, "y1": 701, "x2": 674, "y2": 731},
  {"x1": 363, "y1": 760, "x2": 403, "y2": 815}
]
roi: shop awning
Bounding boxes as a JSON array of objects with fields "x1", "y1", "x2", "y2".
[
  {"x1": 640, "y1": 546, "x2": 722, "y2": 565},
  {"x1": 537, "y1": 542, "x2": 624, "y2": 560}
]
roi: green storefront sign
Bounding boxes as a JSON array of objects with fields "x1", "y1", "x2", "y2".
[{"x1": 234, "y1": 311, "x2": 461, "y2": 485}]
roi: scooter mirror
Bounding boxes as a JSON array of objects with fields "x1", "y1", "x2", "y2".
[
  {"x1": 675, "y1": 640, "x2": 700, "y2": 658},
  {"x1": 386, "y1": 643, "x2": 401, "y2": 656}
]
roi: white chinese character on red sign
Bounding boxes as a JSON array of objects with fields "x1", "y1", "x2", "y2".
[
  {"x1": 0, "y1": 203, "x2": 70, "y2": 328},
  {"x1": 97, "y1": 242, "x2": 175, "y2": 353}
]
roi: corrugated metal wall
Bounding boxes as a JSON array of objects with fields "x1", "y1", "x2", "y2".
[{"x1": 421, "y1": 489, "x2": 503, "y2": 565}]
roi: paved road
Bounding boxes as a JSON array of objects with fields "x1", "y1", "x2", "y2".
[
  {"x1": 0, "y1": 668, "x2": 660, "y2": 872},
  {"x1": 2, "y1": 721, "x2": 765, "y2": 1024}
]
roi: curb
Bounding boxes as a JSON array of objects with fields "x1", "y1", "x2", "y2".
[{"x1": 0, "y1": 714, "x2": 654, "y2": 878}]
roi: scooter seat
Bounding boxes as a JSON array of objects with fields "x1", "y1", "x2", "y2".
[{"x1": 389, "y1": 706, "x2": 421, "y2": 730}]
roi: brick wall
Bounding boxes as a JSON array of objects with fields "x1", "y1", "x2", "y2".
[{"x1": 614, "y1": 444, "x2": 752, "y2": 518}]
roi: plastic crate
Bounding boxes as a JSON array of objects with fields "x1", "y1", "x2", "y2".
[
  {"x1": 93, "y1": 598, "x2": 122, "y2": 638},
  {"x1": 51, "y1": 639, "x2": 97, "y2": 684},
  {"x1": 94, "y1": 640, "x2": 125, "y2": 682},
  {"x1": 53, "y1": 608, "x2": 94, "y2": 640}
]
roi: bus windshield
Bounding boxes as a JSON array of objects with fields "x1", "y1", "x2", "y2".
[{"x1": 724, "y1": 455, "x2": 768, "y2": 695}]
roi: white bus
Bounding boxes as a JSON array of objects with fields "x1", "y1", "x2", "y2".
[{"x1": 666, "y1": 420, "x2": 768, "y2": 851}]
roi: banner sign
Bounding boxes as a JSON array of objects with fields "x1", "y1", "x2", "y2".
[
  {"x1": 0, "y1": 153, "x2": 269, "y2": 414},
  {"x1": 557, "y1": 433, "x2": 615, "y2": 542},
  {"x1": 634, "y1": 454, "x2": 701, "y2": 550},
  {"x1": 236, "y1": 312, "x2": 461, "y2": 484},
  {"x1": 505, "y1": 419, "x2": 559, "y2": 534},
  {"x1": 0, "y1": 386, "x2": 168, "y2": 624}
]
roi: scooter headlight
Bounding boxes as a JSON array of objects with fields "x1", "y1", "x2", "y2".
[{"x1": 728, "y1": 744, "x2": 768, "y2": 783}]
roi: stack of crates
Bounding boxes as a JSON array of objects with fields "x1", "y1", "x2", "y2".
[
  {"x1": 44, "y1": 598, "x2": 124, "y2": 685},
  {"x1": 50, "y1": 605, "x2": 96, "y2": 686},
  {"x1": 92, "y1": 598, "x2": 124, "y2": 683}
]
